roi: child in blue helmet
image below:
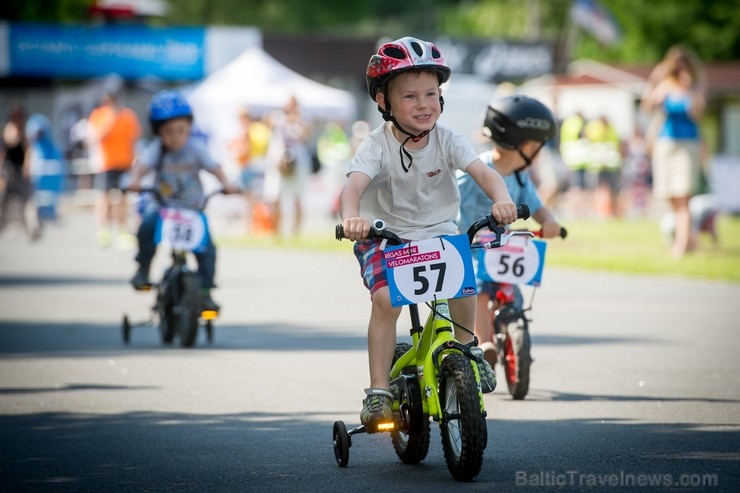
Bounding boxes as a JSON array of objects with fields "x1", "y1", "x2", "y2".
[{"x1": 128, "y1": 90, "x2": 238, "y2": 311}]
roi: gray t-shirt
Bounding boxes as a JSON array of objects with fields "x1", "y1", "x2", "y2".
[
  {"x1": 138, "y1": 138, "x2": 218, "y2": 210},
  {"x1": 349, "y1": 122, "x2": 479, "y2": 240}
]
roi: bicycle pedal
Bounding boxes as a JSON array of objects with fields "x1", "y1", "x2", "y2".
[
  {"x1": 367, "y1": 420, "x2": 396, "y2": 433},
  {"x1": 200, "y1": 309, "x2": 219, "y2": 320},
  {"x1": 133, "y1": 284, "x2": 154, "y2": 292}
]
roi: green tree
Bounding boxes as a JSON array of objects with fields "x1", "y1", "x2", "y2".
[
  {"x1": 3, "y1": 0, "x2": 738, "y2": 64},
  {"x1": 0, "y1": 0, "x2": 90, "y2": 22},
  {"x1": 439, "y1": 0, "x2": 740, "y2": 63},
  {"x1": 577, "y1": 0, "x2": 740, "y2": 63}
]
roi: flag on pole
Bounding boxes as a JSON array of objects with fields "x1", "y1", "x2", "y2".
[{"x1": 569, "y1": 0, "x2": 621, "y2": 46}]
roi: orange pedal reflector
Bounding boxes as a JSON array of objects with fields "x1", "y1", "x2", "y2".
[
  {"x1": 376, "y1": 422, "x2": 395, "y2": 432},
  {"x1": 201, "y1": 310, "x2": 218, "y2": 320}
]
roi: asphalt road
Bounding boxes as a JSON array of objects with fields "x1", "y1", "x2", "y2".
[{"x1": 1, "y1": 205, "x2": 739, "y2": 492}]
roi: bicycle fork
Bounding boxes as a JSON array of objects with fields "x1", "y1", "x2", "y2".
[{"x1": 398, "y1": 300, "x2": 487, "y2": 422}]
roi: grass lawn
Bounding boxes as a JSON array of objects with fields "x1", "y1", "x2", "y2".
[
  {"x1": 218, "y1": 215, "x2": 740, "y2": 283},
  {"x1": 540, "y1": 215, "x2": 740, "y2": 282}
]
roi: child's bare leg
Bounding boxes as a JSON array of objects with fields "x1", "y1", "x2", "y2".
[
  {"x1": 449, "y1": 295, "x2": 476, "y2": 344},
  {"x1": 474, "y1": 293, "x2": 493, "y2": 344},
  {"x1": 367, "y1": 286, "x2": 402, "y2": 390},
  {"x1": 474, "y1": 293, "x2": 497, "y2": 367}
]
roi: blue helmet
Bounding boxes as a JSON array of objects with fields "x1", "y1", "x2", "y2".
[{"x1": 148, "y1": 90, "x2": 192, "y2": 132}]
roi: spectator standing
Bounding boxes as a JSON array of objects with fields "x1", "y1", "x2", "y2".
[
  {"x1": 230, "y1": 108, "x2": 272, "y2": 234},
  {"x1": 559, "y1": 111, "x2": 591, "y2": 217},
  {"x1": 641, "y1": 45, "x2": 705, "y2": 258},
  {"x1": 583, "y1": 115, "x2": 623, "y2": 218},
  {"x1": 621, "y1": 127, "x2": 652, "y2": 217},
  {"x1": 269, "y1": 95, "x2": 311, "y2": 238},
  {"x1": 0, "y1": 104, "x2": 39, "y2": 239},
  {"x1": 88, "y1": 92, "x2": 141, "y2": 248},
  {"x1": 25, "y1": 114, "x2": 65, "y2": 226}
]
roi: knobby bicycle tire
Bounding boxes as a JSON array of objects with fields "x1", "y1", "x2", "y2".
[
  {"x1": 496, "y1": 306, "x2": 531, "y2": 400},
  {"x1": 157, "y1": 279, "x2": 176, "y2": 344},
  {"x1": 391, "y1": 343, "x2": 430, "y2": 464},
  {"x1": 439, "y1": 353, "x2": 487, "y2": 481},
  {"x1": 177, "y1": 272, "x2": 201, "y2": 347}
]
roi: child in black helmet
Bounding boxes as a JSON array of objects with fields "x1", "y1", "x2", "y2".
[
  {"x1": 339, "y1": 37, "x2": 517, "y2": 427},
  {"x1": 458, "y1": 94, "x2": 563, "y2": 368}
]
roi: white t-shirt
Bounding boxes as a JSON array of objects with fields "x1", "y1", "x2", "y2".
[{"x1": 349, "y1": 122, "x2": 479, "y2": 240}]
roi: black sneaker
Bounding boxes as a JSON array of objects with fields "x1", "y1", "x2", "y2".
[
  {"x1": 200, "y1": 292, "x2": 220, "y2": 312},
  {"x1": 130, "y1": 267, "x2": 150, "y2": 290}
]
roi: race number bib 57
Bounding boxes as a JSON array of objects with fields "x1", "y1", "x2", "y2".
[
  {"x1": 385, "y1": 234, "x2": 477, "y2": 307},
  {"x1": 154, "y1": 207, "x2": 209, "y2": 253},
  {"x1": 478, "y1": 234, "x2": 547, "y2": 286}
]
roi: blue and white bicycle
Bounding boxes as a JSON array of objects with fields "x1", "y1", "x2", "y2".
[{"x1": 122, "y1": 189, "x2": 222, "y2": 347}]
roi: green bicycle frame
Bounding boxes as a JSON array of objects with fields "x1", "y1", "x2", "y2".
[{"x1": 389, "y1": 297, "x2": 485, "y2": 421}]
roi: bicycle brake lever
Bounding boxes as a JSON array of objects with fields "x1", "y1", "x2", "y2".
[{"x1": 499, "y1": 230, "x2": 535, "y2": 247}]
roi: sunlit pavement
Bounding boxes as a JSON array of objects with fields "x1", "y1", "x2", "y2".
[{"x1": 1, "y1": 197, "x2": 739, "y2": 492}]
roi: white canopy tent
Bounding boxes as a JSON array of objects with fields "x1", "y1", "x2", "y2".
[{"x1": 186, "y1": 46, "x2": 357, "y2": 164}]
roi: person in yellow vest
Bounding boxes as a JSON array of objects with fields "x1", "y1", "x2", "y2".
[
  {"x1": 559, "y1": 111, "x2": 591, "y2": 217},
  {"x1": 583, "y1": 115, "x2": 623, "y2": 217}
]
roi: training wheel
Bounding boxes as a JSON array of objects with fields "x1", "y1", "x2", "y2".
[
  {"x1": 122, "y1": 315, "x2": 131, "y2": 344},
  {"x1": 332, "y1": 421, "x2": 350, "y2": 467}
]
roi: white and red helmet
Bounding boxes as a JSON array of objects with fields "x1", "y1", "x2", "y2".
[{"x1": 366, "y1": 37, "x2": 451, "y2": 100}]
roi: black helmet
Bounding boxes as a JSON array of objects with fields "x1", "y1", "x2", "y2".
[{"x1": 482, "y1": 95, "x2": 556, "y2": 149}]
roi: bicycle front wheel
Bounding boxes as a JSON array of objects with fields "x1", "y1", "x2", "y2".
[
  {"x1": 176, "y1": 272, "x2": 201, "y2": 348},
  {"x1": 496, "y1": 307, "x2": 531, "y2": 400},
  {"x1": 439, "y1": 353, "x2": 487, "y2": 481},
  {"x1": 157, "y1": 283, "x2": 176, "y2": 344}
]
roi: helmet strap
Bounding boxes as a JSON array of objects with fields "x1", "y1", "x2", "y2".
[
  {"x1": 515, "y1": 142, "x2": 545, "y2": 172},
  {"x1": 393, "y1": 118, "x2": 432, "y2": 173},
  {"x1": 513, "y1": 142, "x2": 546, "y2": 187},
  {"x1": 514, "y1": 170, "x2": 525, "y2": 188}
]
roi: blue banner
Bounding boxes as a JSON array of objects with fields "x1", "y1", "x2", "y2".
[{"x1": 9, "y1": 23, "x2": 205, "y2": 80}]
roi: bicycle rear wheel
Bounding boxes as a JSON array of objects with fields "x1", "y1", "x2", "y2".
[
  {"x1": 495, "y1": 306, "x2": 531, "y2": 400},
  {"x1": 390, "y1": 343, "x2": 430, "y2": 464},
  {"x1": 439, "y1": 353, "x2": 487, "y2": 481},
  {"x1": 176, "y1": 272, "x2": 201, "y2": 348}
]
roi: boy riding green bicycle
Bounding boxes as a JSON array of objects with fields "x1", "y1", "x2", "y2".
[{"x1": 338, "y1": 36, "x2": 517, "y2": 432}]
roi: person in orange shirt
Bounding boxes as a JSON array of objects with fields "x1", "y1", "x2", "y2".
[{"x1": 88, "y1": 92, "x2": 141, "y2": 248}]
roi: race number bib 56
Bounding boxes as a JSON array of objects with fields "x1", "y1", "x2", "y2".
[
  {"x1": 154, "y1": 207, "x2": 209, "y2": 253},
  {"x1": 385, "y1": 234, "x2": 477, "y2": 307},
  {"x1": 478, "y1": 234, "x2": 547, "y2": 286}
]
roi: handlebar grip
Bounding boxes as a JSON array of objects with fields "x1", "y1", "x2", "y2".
[
  {"x1": 517, "y1": 203, "x2": 530, "y2": 220},
  {"x1": 335, "y1": 224, "x2": 345, "y2": 241},
  {"x1": 560, "y1": 227, "x2": 568, "y2": 239}
]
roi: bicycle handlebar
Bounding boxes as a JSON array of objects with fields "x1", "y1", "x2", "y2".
[
  {"x1": 532, "y1": 226, "x2": 568, "y2": 240},
  {"x1": 126, "y1": 187, "x2": 234, "y2": 210},
  {"x1": 335, "y1": 204, "x2": 530, "y2": 246}
]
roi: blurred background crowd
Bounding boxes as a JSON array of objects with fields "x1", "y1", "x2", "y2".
[{"x1": 1, "y1": 0, "x2": 739, "y2": 257}]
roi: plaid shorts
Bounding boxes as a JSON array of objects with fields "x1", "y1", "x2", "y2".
[{"x1": 353, "y1": 239, "x2": 390, "y2": 296}]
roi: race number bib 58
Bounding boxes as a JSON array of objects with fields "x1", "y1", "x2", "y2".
[
  {"x1": 478, "y1": 234, "x2": 547, "y2": 286},
  {"x1": 385, "y1": 234, "x2": 477, "y2": 307},
  {"x1": 154, "y1": 207, "x2": 209, "y2": 253}
]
